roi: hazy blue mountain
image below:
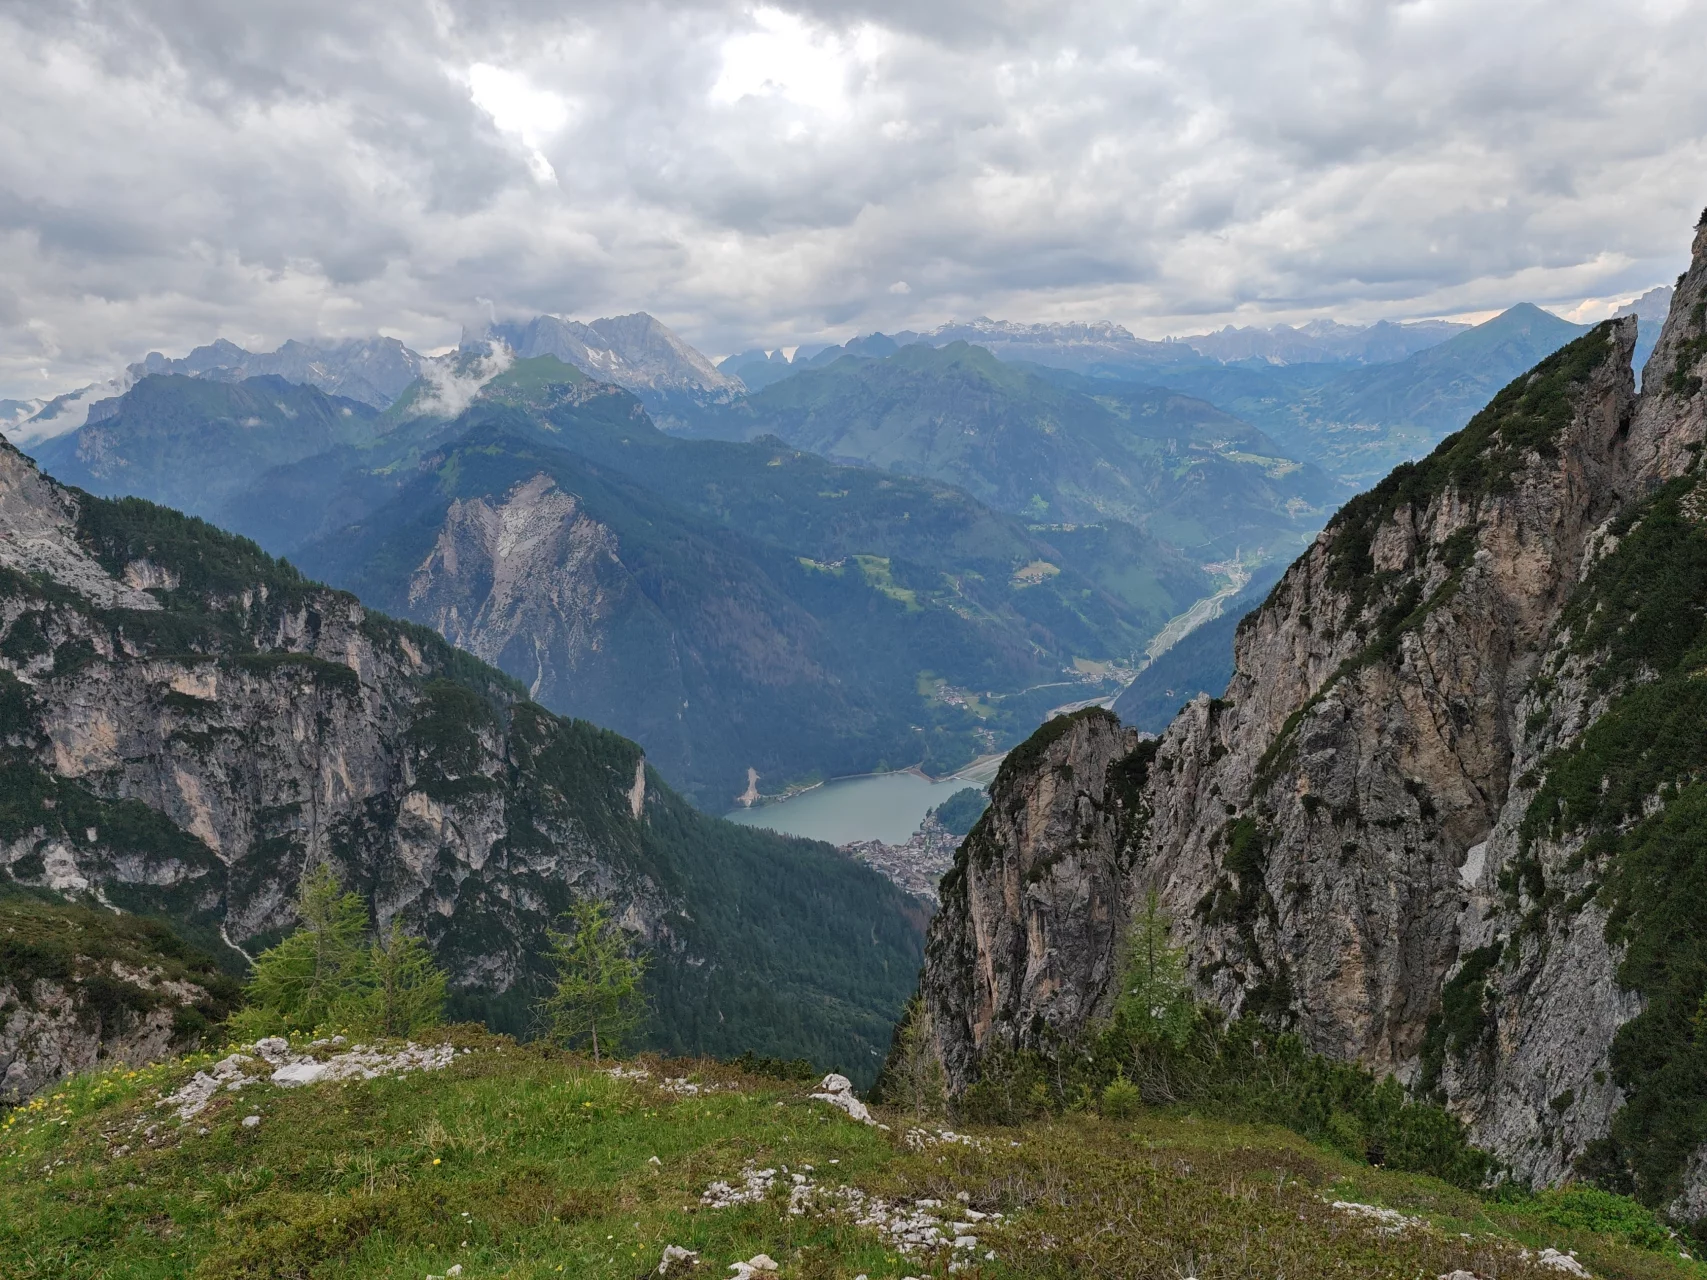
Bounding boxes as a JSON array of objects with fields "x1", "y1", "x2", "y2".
[
  {"x1": 1111, "y1": 560, "x2": 1288, "y2": 733},
  {"x1": 33, "y1": 356, "x2": 1207, "y2": 807},
  {"x1": 917, "y1": 318, "x2": 1202, "y2": 379},
  {"x1": 29, "y1": 375, "x2": 382, "y2": 522},
  {"x1": 292, "y1": 364, "x2": 1208, "y2": 805},
  {"x1": 715, "y1": 314, "x2": 1467, "y2": 400},
  {"x1": 687, "y1": 341, "x2": 1339, "y2": 564},
  {"x1": 1181, "y1": 318, "x2": 1468, "y2": 365},
  {"x1": 1616, "y1": 284, "x2": 1675, "y2": 384},
  {"x1": 719, "y1": 348, "x2": 799, "y2": 392},
  {"x1": 1150, "y1": 304, "x2": 1592, "y2": 485},
  {"x1": 129, "y1": 336, "x2": 426, "y2": 408}
]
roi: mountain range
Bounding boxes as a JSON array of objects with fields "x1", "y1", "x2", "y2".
[
  {"x1": 23, "y1": 356, "x2": 1209, "y2": 807},
  {"x1": 721, "y1": 315, "x2": 1474, "y2": 392},
  {"x1": 687, "y1": 341, "x2": 1340, "y2": 563},
  {"x1": 5, "y1": 290, "x2": 1678, "y2": 812},
  {"x1": 1152, "y1": 303, "x2": 1595, "y2": 484},
  {"x1": 4, "y1": 311, "x2": 741, "y2": 447}
]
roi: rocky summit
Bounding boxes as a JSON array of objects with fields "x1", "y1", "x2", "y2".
[{"x1": 917, "y1": 210, "x2": 1707, "y2": 1214}]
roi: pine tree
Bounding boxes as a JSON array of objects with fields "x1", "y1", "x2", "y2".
[
  {"x1": 240, "y1": 863, "x2": 372, "y2": 1035},
  {"x1": 366, "y1": 919, "x2": 447, "y2": 1037},
  {"x1": 1115, "y1": 890, "x2": 1194, "y2": 1049},
  {"x1": 886, "y1": 995, "x2": 948, "y2": 1119},
  {"x1": 539, "y1": 900, "x2": 648, "y2": 1063},
  {"x1": 234, "y1": 864, "x2": 447, "y2": 1039}
]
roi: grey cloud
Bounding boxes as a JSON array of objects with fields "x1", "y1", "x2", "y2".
[{"x1": 2, "y1": 0, "x2": 1705, "y2": 396}]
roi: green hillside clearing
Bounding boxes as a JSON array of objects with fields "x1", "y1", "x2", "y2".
[{"x1": 1, "y1": 1030, "x2": 1700, "y2": 1279}]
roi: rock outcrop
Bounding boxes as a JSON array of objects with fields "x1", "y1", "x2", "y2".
[
  {"x1": 0, "y1": 893, "x2": 240, "y2": 1104},
  {"x1": 918, "y1": 210, "x2": 1707, "y2": 1206},
  {"x1": 922, "y1": 709, "x2": 1149, "y2": 1089}
]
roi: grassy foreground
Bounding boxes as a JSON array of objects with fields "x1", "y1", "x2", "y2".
[{"x1": 0, "y1": 1030, "x2": 1701, "y2": 1280}]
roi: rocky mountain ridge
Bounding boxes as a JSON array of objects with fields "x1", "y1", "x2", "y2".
[
  {"x1": 473, "y1": 313, "x2": 741, "y2": 400},
  {"x1": 3, "y1": 311, "x2": 736, "y2": 447},
  {"x1": 918, "y1": 209, "x2": 1707, "y2": 1215}
]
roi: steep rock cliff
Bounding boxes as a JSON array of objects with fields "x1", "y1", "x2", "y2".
[
  {"x1": 919, "y1": 210, "x2": 1707, "y2": 1209},
  {"x1": 922, "y1": 708, "x2": 1150, "y2": 1089},
  {"x1": 0, "y1": 441, "x2": 925, "y2": 1090}
]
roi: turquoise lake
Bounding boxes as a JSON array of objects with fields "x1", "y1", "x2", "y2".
[{"x1": 723, "y1": 757, "x2": 1001, "y2": 846}]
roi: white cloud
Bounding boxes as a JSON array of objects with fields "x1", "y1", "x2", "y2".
[
  {"x1": 1, "y1": 0, "x2": 1705, "y2": 398},
  {"x1": 412, "y1": 341, "x2": 513, "y2": 419},
  {"x1": 465, "y1": 62, "x2": 571, "y2": 184},
  {"x1": 710, "y1": 7, "x2": 884, "y2": 117}
]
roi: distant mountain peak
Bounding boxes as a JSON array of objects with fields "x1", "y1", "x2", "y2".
[
  {"x1": 129, "y1": 335, "x2": 425, "y2": 408},
  {"x1": 931, "y1": 317, "x2": 1143, "y2": 345},
  {"x1": 472, "y1": 311, "x2": 740, "y2": 398}
]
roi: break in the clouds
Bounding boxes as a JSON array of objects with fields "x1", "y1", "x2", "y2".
[{"x1": 3, "y1": 0, "x2": 1706, "y2": 397}]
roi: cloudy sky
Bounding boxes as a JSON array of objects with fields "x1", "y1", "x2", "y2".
[{"x1": 3, "y1": 0, "x2": 1706, "y2": 399}]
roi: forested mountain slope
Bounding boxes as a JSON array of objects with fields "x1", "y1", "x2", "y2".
[
  {"x1": 29, "y1": 376, "x2": 383, "y2": 526},
  {"x1": 692, "y1": 341, "x2": 1337, "y2": 563},
  {"x1": 0, "y1": 440, "x2": 924, "y2": 1083}
]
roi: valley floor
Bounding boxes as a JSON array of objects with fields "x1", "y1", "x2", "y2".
[{"x1": 1, "y1": 1031, "x2": 1701, "y2": 1280}]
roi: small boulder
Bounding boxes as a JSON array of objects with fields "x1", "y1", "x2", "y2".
[
  {"x1": 272, "y1": 1061, "x2": 329, "y2": 1088},
  {"x1": 658, "y1": 1244, "x2": 699, "y2": 1272},
  {"x1": 809, "y1": 1074, "x2": 875, "y2": 1125}
]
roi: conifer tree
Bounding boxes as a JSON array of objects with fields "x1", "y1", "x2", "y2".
[
  {"x1": 234, "y1": 863, "x2": 447, "y2": 1039},
  {"x1": 539, "y1": 900, "x2": 648, "y2": 1063},
  {"x1": 366, "y1": 919, "x2": 447, "y2": 1038},
  {"x1": 239, "y1": 863, "x2": 371, "y2": 1036},
  {"x1": 885, "y1": 995, "x2": 948, "y2": 1118},
  {"x1": 1115, "y1": 890, "x2": 1194, "y2": 1049}
]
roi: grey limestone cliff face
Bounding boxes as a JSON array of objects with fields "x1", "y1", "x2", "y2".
[
  {"x1": 919, "y1": 211, "x2": 1707, "y2": 1194},
  {"x1": 1140, "y1": 316, "x2": 1640, "y2": 1080},
  {"x1": 407, "y1": 473, "x2": 626, "y2": 703},
  {"x1": 922, "y1": 709, "x2": 1148, "y2": 1090}
]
